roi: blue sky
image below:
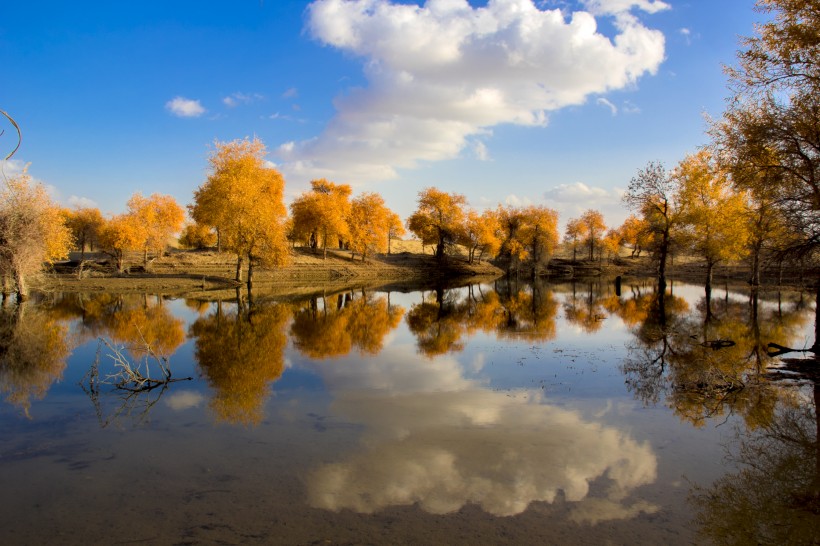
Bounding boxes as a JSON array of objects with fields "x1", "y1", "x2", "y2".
[{"x1": 1, "y1": 0, "x2": 761, "y2": 229}]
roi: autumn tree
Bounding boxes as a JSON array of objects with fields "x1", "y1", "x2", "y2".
[
  {"x1": 127, "y1": 193, "x2": 185, "y2": 265},
  {"x1": 462, "y1": 209, "x2": 501, "y2": 264},
  {"x1": 496, "y1": 206, "x2": 529, "y2": 273},
  {"x1": 623, "y1": 161, "x2": 681, "y2": 289},
  {"x1": 0, "y1": 168, "x2": 72, "y2": 299},
  {"x1": 406, "y1": 187, "x2": 467, "y2": 261},
  {"x1": 64, "y1": 207, "x2": 104, "y2": 260},
  {"x1": 579, "y1": 209, "x2": 607, "y2": 261},
  {"x1": 387, "y1": 212, "x2": 405, "y2": 255},
  {"x1": 601, "y1": 229, "x2": 623, "y2": 262},
  {"x1": 563, "y1": 218, "x2": 586, "y2": 262},
  {"x1": 289, "y1": 179, "x2": 352, "y2": 259},
  {"x1": 178, "y1": 222, "x2": 217, "y2": 250},
  {"x1": 191, "y1": 138, "x2": 289, "y2": 285},
  {"x1": 675, "y1": 150, "x2": 750, "y2": 294},
  {"x1": 98, "y1": 213, "x2": 144, "y2": 274},
  {"x1": 713, "y1": 1, "x2": 820, "y2": 353},
  {"x1": 522, "y1": 205, "x2": 559, "y2": 274},
  {"x1": 617, "y1": 215, "x2": 650, "y2": 258},
  {"x1": 347, "y1": 192, "x2": 391, "y2": 261}
]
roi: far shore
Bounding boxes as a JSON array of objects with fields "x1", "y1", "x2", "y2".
[{"x1": 29, "y1": 239, "x2": 818, "y2": 297}]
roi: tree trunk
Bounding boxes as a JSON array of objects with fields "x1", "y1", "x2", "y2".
[
  {"x1": 13, "y1": 266, "x2": 27, "y2": 301},
  {"x1": 235, "y1": 255, "x2": 244, "y2": 283},
  {"x1": 143, "y1": 247, "x2": 148, "y2": 266},
  {"x1": 247, "y1": 254, "x2": 254, "y2": 290}
]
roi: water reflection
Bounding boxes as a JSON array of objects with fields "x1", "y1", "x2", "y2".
[
  {"x1": 619, "y1": 283, "x2": 812, "y2": 428},
  {"x1": 291, "y1": 290, "x2": 404, "y2": 358},
  {"x1": 0, "y1": 302, "x2": 70, "y2": 416},
  {"x1": 191, "y1": 299, "x2": 290, "y2": 425},
  {"x1": 406, "y1": 280, "x2": 558, "y2": 356},
  {"x1": 691, "y1": 383, "x2": 820, "y2": 545}
]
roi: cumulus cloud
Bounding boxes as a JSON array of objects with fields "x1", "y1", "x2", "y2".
[
  {"x1": 307, "y1": 389, "x2": 658, "y2": 517},
  {"x1": 279, "y1": 0, "x2": 667, "y2": 183},
  {"x1": 165, "y1": 96, "x2": 206, "y2": 118}
]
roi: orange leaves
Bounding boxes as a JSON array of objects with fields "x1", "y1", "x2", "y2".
[
  {"x1": 406, "y1": 187, "x2": 468, "y2": 260},
  {"x1": 192, "y1": 137, "x2": 289, "y2": 278},
  {"x1": 290, "y1": 179, "x2": 352, "y2": 259},
  {"x1": 348, "y1": 192, "x2": 391, "y2": 260},
  {"x1": 127, "y1": 192, "x2": 185, "y2": 257}
]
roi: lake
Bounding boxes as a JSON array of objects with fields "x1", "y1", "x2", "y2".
[{"x1": 0, "y1": 278, "x2": 817, "y2": 545}]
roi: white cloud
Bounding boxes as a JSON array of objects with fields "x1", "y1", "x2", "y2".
[
  {"x1": 596, "y1": 97, "x2": 618, "y2": 115},
  {"x1": 67, "y1": 195, "x2": 98, "y2": 209},
  {"x1": 222, "y1": 92, "x2": 264, "y2": 108},
  {"x1": 582, "y1": 0, "x2": 670, "y2": 15},
  {"x1": 543, "y1": 182, "x2": 628, "y2": 231},
  {"x1": 473, "y1": 140, "x2": 490, "y2": 161},
  {"x1": 308, "y1": 389, "x2": 658, "y2": 517},
  {"x1": 165, "y1": 96, "x2": 206, "y2": 118},
  {"x1": 622, "y1": 100, "x2": 641, "y2": 114},
  {"x1": 544, "y1": 181, "x2": 611, "y2": 202},
  {"x1": 280, "y1": 0, "x2": 667, "y2": 183},
  {"x1": 282, "y1": 87, "x2": 299, "y2": 99},
  {"x1": 504, "y1": 194, "x2": 533, "y2": 207}
]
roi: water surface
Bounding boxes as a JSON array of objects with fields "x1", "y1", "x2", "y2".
[{"x1": 0, "y1": 279, "x2": 817, "y2": 545}]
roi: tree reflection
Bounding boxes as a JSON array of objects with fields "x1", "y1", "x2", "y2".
[
  {"x1": 406, "y1": 281, "x2": 558, "y2": 356},
  {"x1": 191, "y1": 300, "x2": 291, "y2": 425},
  {"x1": 291, "y1": 290, "x2": 404, "y2": 358},
  {"x1": 406, "y1": 286, "x2": 466, "y2": 356},
  {"x1": 620, "y1": 283, "x2": 812, "y2": 428},
  {"x1": 0, "y1": 302, "x2": 70, "y2": 417},
  {"x1": 691, "y1": 383, "x2": 819, "y2": 545},
  {"x1": 561, "y1": 280, "x2": 608, "y2": 333},
  {"x1": 46, "y1": 293, "x2": 186, "y2": 360}
]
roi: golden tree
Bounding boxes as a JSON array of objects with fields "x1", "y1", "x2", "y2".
[
  {"x1": 98, "y1": 213, "x2": 144, "y2": 273},
  {"x1": 563, "y1": 217, "x2": 587, "y2": 262},
  {"x1": 178, "y1": 221, "x2": 217, "y2": 250},
  {"x1": 127, "y1": 193, "x2": 185, "y2": 265},
  {"x1": 64, "y1": 207, "x2": 104, "y2": 260},
  {"x1": 623, "y1": 161, "x2": 682, "y2": 289},
  {"x1": 462, "y1": 209, "x2": 501, "y2": 264},
  {"x1": 617, "y1": 215, "x2": 650, "y2": 258},
  {"x1": 347, "y1": 192, "x2": 391, "y2": 261},
  {"x1": 406, "y1": 187, "x2": 467, "y2": 261},
  {"x1": 579, "y1": 209, "x2": 607, "y2": 260},
  {"x1": 520, "y1": 205, "x2": 560, "y2": 274},
  {"x1": 675, "y1": 150, "x2": 750, "y2": 292},
  {"x1": 191, "y1": 138, "x2": 289, "y2": 284},
  {"x1": 0, "y1": 168, "x2": 72, "y2": 299},
  {"x1": 290, "y1": 179, "x2": 352, "y2": 259}
]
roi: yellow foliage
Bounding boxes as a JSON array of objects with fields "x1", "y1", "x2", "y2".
[
  {"x1": 191, "y1": 137, "x2": 289, "y2": 280},
  {"x1": 192, "y1": 301, "x2": 291, "y2": 425}
]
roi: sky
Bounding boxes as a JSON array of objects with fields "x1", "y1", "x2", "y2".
[{"x1": 0, "y1": 0, "x2": 764, "y2": 230}]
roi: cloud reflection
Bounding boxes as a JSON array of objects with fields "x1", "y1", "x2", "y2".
[{"x1": 308, "y1": 388, "x2": 657, "y2": 517}]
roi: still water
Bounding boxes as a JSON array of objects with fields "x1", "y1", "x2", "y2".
[{"x1": 0, "y1": 279, "x2": 817, "y2": 545}]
